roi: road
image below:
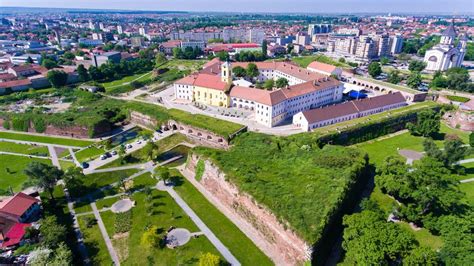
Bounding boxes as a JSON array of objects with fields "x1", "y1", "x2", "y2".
[
  {"x1": 83, "y1": 131, "x2": 173, "y2": 174},
  {"x1": 156, "y1": 180, "x2": 241, "y2": 266},
  {"x1": 91, "y1": 202, "x2": 121, "y2": 266}
]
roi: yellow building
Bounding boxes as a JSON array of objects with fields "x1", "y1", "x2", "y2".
[{"x1": 192, "y1": 62, "x2": 232, "y2": 107}]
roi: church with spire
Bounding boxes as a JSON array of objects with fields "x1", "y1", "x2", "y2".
[{"x1": 423, "y1": 22, "x2": 468, "y2": 72}]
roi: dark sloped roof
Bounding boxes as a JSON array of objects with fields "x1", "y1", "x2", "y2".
[
  {"x1": 442, "y1": 23, "x2": 457, "y2": 37},
  {"x1": 353, "y1": 92, "x2": 406, "y2": 112}
]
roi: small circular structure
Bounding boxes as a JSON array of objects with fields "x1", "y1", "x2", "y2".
[
  {"x1": 398, "y1": 149, "x2": 424, "y2": 161},
  {"x1": 110, "y1": 198, "x2": 134, "y2": 213},
  {"x1": 166, "y1": 228, "x2": 191, "y2": 248}
]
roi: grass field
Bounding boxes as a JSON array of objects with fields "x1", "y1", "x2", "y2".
[
  {"x1": 0, "y1": 141, "x2": 49, "y2": 156},
  {"x1": 98, "y1": 190, "x2": 225, "y2": 264},
  {"x1": 460, "y1": 182, "x2": 474, "y2": 206},
  {"x1": 77, "y1": 214, "x2": 113, "y2": 265},
  {"x1": 172, "y1": 170, "x2": 272, "y2": 265},
  {"x1": 75, "y1": 146, "x2": 106, "y2": 162},
  {"x1": 68, "y1": 169, "x2": 139, "y2": 198},
  {"x1": 59, "y1": 160, "x2": 76, "y2": 171},
  {"x1": 101, "y1": 71, "x2": 153, "y2": 89},
  {"x1": 0, "y1": 131, "x2": 94, "y2": 147},
  {"x1": 0, "y1": 154, "x2": 52, "y2": 192},
  {"x1": 287, "y1": 54, "x2": 350, "y2": 68}
]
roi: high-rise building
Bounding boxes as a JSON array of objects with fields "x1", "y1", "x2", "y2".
[
  {"x1": 117, "y1": 25, "x2": 123, "y2": 35},
  {"x1": 139, "y1": 27, "x2": 147, "y2": 36},
  {"x1": 88, "y1": 20, "x2": 96, "y2": 30},
  {"x1": 131, "y1": 37, "x2": 145, "y2": 47},
  {"x1": 390, "y1": 34, "x2": 403, "y2": 55},
  {"x1": 355, "y1": 36, "x2": 377, "y2": 59},
  {"x1": 99, "y1": 22, "x2": 105, "y2": 31},
  {"x1": 308, "y1": 24, "x2": 332, "y2": 37},
  {"x1": 375, "y1": 34, "x2": 391, "y2": 58}
]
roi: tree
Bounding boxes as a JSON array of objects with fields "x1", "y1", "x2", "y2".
[
  {"x1": 263, "y1": 79, "x2": 274, "y2": 90},
  {"x1": 140, "y1": 226, "x2": 161, "y2": 249},
  {"x1": 141, "y1": 142, "x2": 158, "y2": 161},
  {"x1": 232, "y1": 66, "x2": 246, "y2": 78},
  {"x1": 368, "y1": 62, "x2": 382, "y2": 78},
  {"x1": 63, "y1": 167, "x2": 86, "y2": 195},
  {"x1": 261, "y1": 40, "x2": 268, "y2": 57},
  {"x1": 215, "y1": 51, "x2": 229, "y2": 61},
  {"x1": 423, "y1": 138, "x2": 444, "y2": 162},
  {"x1": 338, "y1": 57, "x2": 346, "y2": 63},
  {"x1": 443, "y1": 136, "x2": 467, "y2": 166},
  {"x1": 406, "y1": 72, "x2": 422, "y2": 89},
  {"x1": 246, "y1": 63, "x2": 259, "y2": 80},
  {"x1": 342, "y1": 209, "x2": 417, "y2": 265},
  {"x1": 47, "y1": 70, "x2": 68, "y2": 88},
  {"x1": 77, "y1": 64, "x2": 89, "y2": 82},
  {"x1": 198, "y1": 253, "x2": 221, "y2": 266},
  {"x1": 404, "y1": 247, "x2": 439, "y2": 265},
  {"x1": 470, "y1": 132, "x2": 474, "y2": 147},
  {"x1": 49, "y1": 242, "x2": 72, "y2": 266},
  {"x1": 42, "y1": 58, "x2": 58, "y2": 69},
  {"x1": 155, "y1": 52, "x2": 167, "y2": 67},
  {"x1": 275, "y1": 77, "x2": 289, "y2": 88},
  {"x1": 380, "y1": 57, "x2": 390, "y2": 65},
  {"x1": 172, "y1": 47, "x2": 184, "y2": 59},
  {"x1": 408, "y1": 60, "x2": 427, "y2": 72},
  {"x1": 26, "y1": 56, "x2": 34, "y2": 64},
  {"x1": 407, "y1": 109, "x2": 440, "y2": 137},
  {"x1": 24, "y1": 162, "x2": 63, "y2": 200},
  {"x1": 39, "y1": 216, "x2": 67, "y2": 249},
  {"x1": 387, "y1": 70, "x2": 402, "y2": 84},
  {"x1": 157, "y1": 167, "x2": 171, "y2": 184}
]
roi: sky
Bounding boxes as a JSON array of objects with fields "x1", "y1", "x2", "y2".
[{"x1": 2, "y1": 0, "x2": 473, "y2": 14}]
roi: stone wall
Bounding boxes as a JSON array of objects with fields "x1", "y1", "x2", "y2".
[
  {"x1": 444, "y1": 111, "x2": 474, "y2": 131},
  {"x1": 166, "y1": 120, "x2": 229, "y2": 149},
  {"x1": 130, "y1": 111, "x2": 158, "y2": 130},
  {"x1": 187, "y1": 153, "x2": 310, "y2": 265}
]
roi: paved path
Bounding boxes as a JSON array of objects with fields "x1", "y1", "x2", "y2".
[
  {"x1": 48, "y1": 145, "x2": 60, "y2": 168},
  {"x1": 457, "y1": 158, "x2": 474, "y2": 165},
  {"x1": 87, "y1": 162, "x2": 153, "y2": 174},
  {"x1": 460, "y1": 178, "x2": 474, "y2": 183},
  {"x1": 156, "y1": 181, "x2": 240, "y2": 266},
  {"x1": 69, "y1": 147, "x2": 81, "y2": 167},
  {"x1": 64, "y1": 188, "x2": 91, "y2": 265},
  {"x1": 0, "y1": 138, "x2": 83, "y2": 149},
  {"x1": 91, "y1": 202, "x2": 121, "y2": 266},
  {"x1": 0, "y1": 151, "x2": 48, "y2": 159}
]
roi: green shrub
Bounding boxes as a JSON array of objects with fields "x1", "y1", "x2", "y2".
[
  {"x1": 33, "y1": 117, "x2": 46, "y2": 133},
  {"x1": 114, "y1": 210, "x2": 132, "y2": 234},
  {"x1": 195, "y1": 160, "x2": 205, "y2": 181},
  {"x1": 2, "y1": 119, "x2": 10, "y2": 130},
  {"x1": 11, "y1": 117, "x2": 29, "y2": 132}
]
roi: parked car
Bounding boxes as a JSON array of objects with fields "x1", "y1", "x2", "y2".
[
  {"x1": 81, "y1": 162, "x2": 89, "y2": 169},
  {"x1": 100, "y1": 154, "x2": 107, "y2": 160},
  {"x1": 111, "y1": 150, "x2": 117, "y2": 155},
  {"x1": 127, "y1": 144, "x2": 132, "y2": 149},
  {"x1": 137, "y1": 140, "x2": 142, "y2": 144},
  {"x1": 104, "y1": 152, "x2": 112, "y2": 158},
  {"x1": 156, "y1": 129, "x2": 163, "y2": 134}
]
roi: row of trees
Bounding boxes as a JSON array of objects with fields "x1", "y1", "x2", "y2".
[{"x1": 172, "y1": 46, "x2": 203, "y2": 60}]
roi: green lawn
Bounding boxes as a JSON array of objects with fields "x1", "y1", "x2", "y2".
[
  {"x1": 289, "y1": 54, "x2": 350, "y2": 68},
  {"x1": 172, "y1": 170, "x2": 272, "y2": 265},
  {"x1": 446, "y1": 95, "x2": 471, "y2": 103},
  {"x1": 0, "y1": 141, "x2": 49, "y2": 156},
  {"x1": 74, "y1": 202, "x2": 93, "y2": 214},
  {"x1": 98, "y1": 133, "x2": 191, "y2": 169},
  {"x1": 95, "y1": 197, "x2": 121, "y2": 210},
  {"x1": 75, "y1": 146, "x2": 106, "y2": 162},
  {"x1": 69, "y1": 169, "x2": 139, "y2": 198},
  {"x1": 0, "y1": 131, "x2": 94, "y2": 147},
  {"x1": 99, "y1": 190, "x2": 225, "y2": 264},
  {"x1": 355, "y1": 122, "x2": 470, "y2": 168},
  {"x1": 460, "y1": 182, "x2": 474, "y2": 206},
  {"x1": 101, "y1": 72, "x2": 152, "y2": 89},
  {"x1": 59, "y1": 160, "x2": 76, "y2": 171},
  {"x1": 77, "y1": 214, "x2": 113, "y2": 265},
  {"x1": 0, "y1": 154, "x2": 52, "y2": 192}
]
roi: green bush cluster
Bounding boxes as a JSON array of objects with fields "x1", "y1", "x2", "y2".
[
  {"x1": 195, "y1": 160, "x2": 205, "y2": 181},
  {"x1": 114, "y1": 210, "x2": 132, "y2": 234}
]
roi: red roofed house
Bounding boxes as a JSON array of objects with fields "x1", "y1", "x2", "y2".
[
  {"x1": 0, "y1": 193, "x2": 41, "y2": 248},
  {"x1": 307, "y1": 61, "x2": 343, "y2": 78}
]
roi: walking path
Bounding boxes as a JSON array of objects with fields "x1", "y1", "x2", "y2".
[
  {"x1": 156, "y1": 180, "x2": 240, "y2": 266},
  {"x1": 48, "y1": 145, "x2": 60, "y2": 168},
  {"x1": 69, "y1": 147, "x2": 81, "y2": 167},
  {"x1": 0, "y1": 138, "x2": 83, "y2": 149},
  {"x1": 91, "y1": 202, "x2": 121, "y2": 266},
  {"x1": 460, "y1": 178, "x2": 474, "y2": 183},
  {"x1": 64, "y1": 188, "x2": 91, "y2": 265},
  {"x1": 87, "y1": 162, "x2": 153, "y2": 174},
  {"x1": 457, "y1": 158, "x2": 474, "y2": 165},
  {"x1": 0, "y1": 151, "x2": 48, "y2": 159}
]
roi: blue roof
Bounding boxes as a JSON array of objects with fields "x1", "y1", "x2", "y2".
[{"x1": 349, "y1": 90, "x2": 368, "y2": 99}]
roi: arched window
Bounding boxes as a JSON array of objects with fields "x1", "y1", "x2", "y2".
[{"x1": 428, "y1": 56, "x2": 438, "y2": 62}]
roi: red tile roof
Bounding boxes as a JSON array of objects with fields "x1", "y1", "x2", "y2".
[
  {"x1": 307, "y1": 61, "x2": 338, "y2": 73},
  {"x1": 0, "y1": 193, "x2": 39, "y2": 218},
  {"x1": 194, "y1": 74, "x2": 230, "y2": 91},
  {"x1": 0, "y1": 223, "x2": 30, "y2": 247},
  {"x1": 0, "y1": 79, "x2": 32, "y2": 89}
]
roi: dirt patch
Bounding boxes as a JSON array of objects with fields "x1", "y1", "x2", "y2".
[{"x1": 112, "y1": 232, "x2": 129, "y2": 262}]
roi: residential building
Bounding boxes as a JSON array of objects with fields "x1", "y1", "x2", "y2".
[
  {"x1": 307, "y1": 61, "x2": 342, "y2": 78},
  {"x1": 10, "y1": 54, "x2": 42, "y2": 64},
  {"x1": 390, "y1": 34, "x2": 404, "y2": 55},
  {"x1": 117, "y1": 25, "x2": 123, "y2": 35},
  {"x1": 293, "y1": 92, "x2": 407, "y2": 131},
  {"x1": 92, "y1": 51, "x2": 121, "y2": 67},
  {"x1": 131, "y1": 37, "x2": 145, "y2": 47}
]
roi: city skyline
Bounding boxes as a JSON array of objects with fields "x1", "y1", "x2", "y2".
[{"x1": 2, "y1": 0, "x2": 473, "y2": 14}]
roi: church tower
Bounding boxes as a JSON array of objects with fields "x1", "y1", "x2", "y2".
[
  {"x1": 221, "y1": 61, "x2": 232, "y2": 84},
  {"x1": 440, "y1": 21, "x2": 457, "y2": 45}
]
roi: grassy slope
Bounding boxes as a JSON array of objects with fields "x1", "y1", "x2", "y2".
[
  {"x1": 75, "y1": 146, "x2": 106, "y2": 162},
  {"x1": 77, "y1": 214, "x2": 113, "y2": 265},
  {"x1": 172, "y1": 169, "x2": 272, "y2": 265},
  {"x1": 0, "y1": 131, "x2": 94, "y2": 147},
  {"x1": 194, "y1": 132, "x2": 367, "y2": 244},
  {"x1": 0, "y1": 154, "x2": 52, "y2": 192}
]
